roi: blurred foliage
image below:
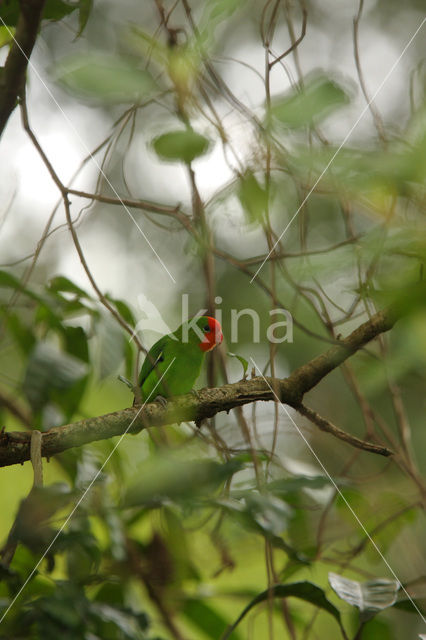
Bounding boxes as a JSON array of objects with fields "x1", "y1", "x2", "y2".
[
  {"x1": 222, "y1": 581, "x2": 343, "y2": 639},
  {"x1": 56, "y1": 53, "x2": 157, "y2": 105},
  {"x1": 0, "y1": 0, "x2": 90, "y2": 31},
  {"x1": 0, "y1": 0, "x2": 426, "y2": 639},
  {"x1": 153, "y1": 130, "x2": 211, "y2": 164},
  {"x1": 268, "y1": 73, "x2": 352, "y2": 129}
]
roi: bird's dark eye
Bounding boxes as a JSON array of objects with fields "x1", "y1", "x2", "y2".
[{"x1": 203, "y1": 324, "x2": 210, "y2": 332}]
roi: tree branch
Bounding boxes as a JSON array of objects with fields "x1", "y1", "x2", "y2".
[
  {"x1": 295, "y1": 404, "x2": 391, "y2": 457},
  {"x1": 287, "y1": 306, "x2": 398, "y2": 396},
  {"x1": 0, "y1": 301, "x2": 410, "y2": 468},
  {"x1": 67, "y1": 187, "x2": 187, "y2": 220},
  {"x1": 0, "y1": 0, "x2": 46, "y2": 136}
]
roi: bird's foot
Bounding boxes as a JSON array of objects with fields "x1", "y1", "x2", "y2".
[{"x1": 153, "y1": 395, "x2": 168, "y2": 408}]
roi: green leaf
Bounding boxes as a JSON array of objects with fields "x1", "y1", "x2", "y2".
[
  {"x1": 266, "y1": 475, "x2": 332, "y2": 495},
  {"x1": 152, "y1": 129, "x2": 210, "y2": 163},
  {"x1": 269, "y1": 73, "x2": 351, "y2": 129},
  {"x1": 5, "y1": 312, "x2": 36, "y2": 354},
  {"x1": 48, "y1": 275, "x2": 90, "y2": 299},
  {"x1": 0, "y1": 0, "x2": 77, "y2": 26},
  {"x1": 61, "y1": 527, "x2": 101, "y2": 573},
  {"x1": 315, "y1": 142, "x2": 426, "y2": 200},
  {"x1": 0, "y1": 25, "x2": 14, "y2": 48},
  {"x1": 63, "y1": 325, "x2": 89, "y2": 362},
  {"x1": 0, "y1": 3, "x2": 19, "y2": 27},
  {"x1": 182, "y1": 599, "x2": 242, "y2": 640},
  {"x1": 127, "y1": 26, "x2": 168, "y2": 66},
  {"x1": 108, "y1": 297, "x2": 136, "y2": 326},
  {"x1": 14, "y1": 484, "x2": 74, "y2": 552},
  {"x1": 55, "y1": 53, "x2": 157, "y2": 104},
  {"x1": 219, "y1": 493, "x2": 307, "y2": 564},
  {"x1": 123, "y1": 338, "x2": 135, "y2": 380},
  {"x1": 34, "y1": 583, "x2": 89, "y2": 633},
  {"x1": 77, "y1": 0, "x2": 92, "y2": 37},
  {"x1": 358, "y1": 617, "x2": 395, "y2": 640},
  {"x1": 97, "y1": 315, "x2": 125, "y2": 379},
  {"x1": 329, "y1": 573, "x2": 400, "y2": 622},
  {"x1": 268, "y1": 534, "x2": 310, "y2": 564},
  {"x1": 23, "y1": 341, "x2": 88, "y2": 414},
  {"x1": 222, "y1": 582, "x2": 342, "y2": 639},
  {"x1": 243, "y1": 492, "x2": 293, "y2": 536},
  {"x1": 198, "y1": 0, "x2": 246, "y2": 50},
  {"x1": 16, "y1": 483, "x2": 73, "y2": 530},
  {"x1": 0, "y1": 269, "x2": 37, "y2": 298},
  {"x1": 89, "y1": 602, "x2": 148, "y2": 638},
  {"x1": 227, "y1": 352, "x2": 248, "y2": 378},
  {"x1": 53, "y1": 374, "x2": 88, "y2": 423},
  {"x1": 0, "y1": 271, "x2": 63, "y2": 327},
  {"x1": 38, "y1": 595, "x2": 84, "y2": 630},
  {"x1": 123, "y1": 456, "x2": 243, "y2": 508},
  {"x1": 43, "y1": 0, "x2": 79, "y2": 21},
  {"x1": 237, "y1": 171, "x2": 268, "y2": 224}
]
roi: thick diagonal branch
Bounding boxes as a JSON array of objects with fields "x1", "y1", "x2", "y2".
[
  {"x1": 0, "y1": 0, "x2": 46, "y2": 136},
  {"x1": 0, "y1": 301, "x2": 408, "y2": 468}
]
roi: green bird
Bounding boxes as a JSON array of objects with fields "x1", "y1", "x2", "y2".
[{"x1": 138, "y1": 315, "x2": 223, "y2": 402}]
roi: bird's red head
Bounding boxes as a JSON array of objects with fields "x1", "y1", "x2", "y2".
[{"x1": 198, "y1": 316, "x2": 223, "y2": 352}]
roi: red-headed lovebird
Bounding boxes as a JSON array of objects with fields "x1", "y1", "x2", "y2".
[{"x1": 138, "y1": 316, "x2": 223, "y2": 402}]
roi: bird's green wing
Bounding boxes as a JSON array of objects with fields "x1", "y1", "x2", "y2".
[{"x1": 138, "y1": 335, "x2": 168, "y2": 387}]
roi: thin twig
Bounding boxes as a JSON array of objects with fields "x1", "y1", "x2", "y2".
[
  {"x1": 353, "y1": 0, "x2": 387, "y2": 144},
  {"x1": 295, "y1": 404, "x2": 393, "y2": 457},
  {"x1": 269, "y1": 3, "x2": 307, "y2": 68},
  {"x1": 19, "y1": 96, "x2": 146, "y2": 354}
]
